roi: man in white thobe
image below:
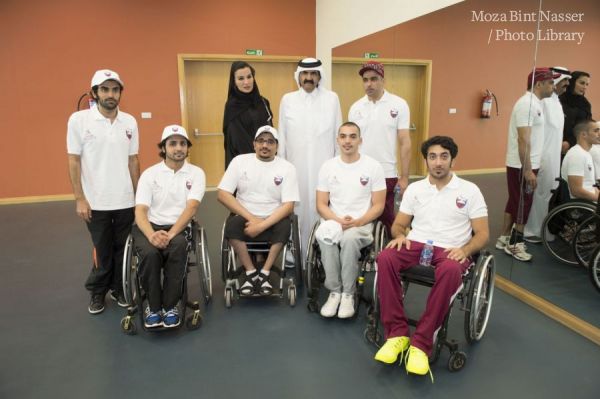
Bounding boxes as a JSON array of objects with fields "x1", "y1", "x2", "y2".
[
  {"x1": 524, "y1": 67, "x2": 572, "y2": 242},
  {"x1": 278, "y1": 58, "x2": 343, "y2": 260}
]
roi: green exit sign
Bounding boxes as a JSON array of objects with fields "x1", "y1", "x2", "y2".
[
  {"x1": 364, "y1": 52, "x2": 379, "y2": 59},
  {"x1": 246, "y1": 49, "x2": 263, "y2": 56}
]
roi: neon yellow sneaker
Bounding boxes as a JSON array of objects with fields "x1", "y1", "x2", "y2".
[
  {"x1": 405, "y1": 346, "x2": 434, "y2": 382},
  {"x1": 374, "y1": 336, "x2": 410, "y2": 364}
]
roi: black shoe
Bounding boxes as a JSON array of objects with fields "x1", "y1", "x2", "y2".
[
  {"x1": 109, "y1": 290, "x2": 128, "y2": 308},
  {"x1": 88, "y1": 294, "x2": 105, "y2": 314}
]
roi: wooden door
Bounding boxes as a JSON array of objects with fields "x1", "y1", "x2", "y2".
[
  {"x1": 332, "y1": 58, "x2": 431, "y2": 176},
  {"x1": 179, "y1": 55, "x2": 301, "y2": 187}
]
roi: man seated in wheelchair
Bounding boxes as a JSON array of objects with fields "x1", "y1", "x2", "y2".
[
  {"x1": 374, "y1": 136, "x2": 489, "y2": 376},
  {"x1": 133, "y1": 125, "x2": 206, "y2": 328},
  {"x1": 561, "y1": 120, "x2": 600, "y2": 202},
  {"x1": 315, "y1": 122, "x2": 386, "y2": 318},
  {"x1": 217, "y1": 125, "x2": 299, "y2": 296}
]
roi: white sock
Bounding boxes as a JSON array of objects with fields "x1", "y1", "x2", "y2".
[{"x1": 261, "y1": 270, "x2": 270, "y2": 276}]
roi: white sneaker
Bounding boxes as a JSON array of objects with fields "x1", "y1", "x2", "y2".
[
  {"x1": 337, "y1": 293, "x2": 355, "y2": 319},
  {"x1": 504, "y1": 242, "x2": 533, "y2": 262},
  {"x1": 320, "y1": 292, "x2": 341, "y2": 317},
  {"x1": 495, "y1": 235, "x2": 510, "y2": 249}
]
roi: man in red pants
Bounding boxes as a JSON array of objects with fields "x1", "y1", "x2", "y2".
[{"x1": 374, "y1": 136, "x2": 489, "y2": 377}]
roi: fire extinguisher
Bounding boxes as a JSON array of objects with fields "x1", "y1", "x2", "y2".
[{"x1": 481, "y1": 89, "x2": 498, "y2": 118}]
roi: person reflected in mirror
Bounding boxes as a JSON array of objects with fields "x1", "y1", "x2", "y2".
[
  {"x1": 349, "y1": 62, "x2": 411, "y2": 234},
  {"x1": 223, "y1": 61, "x2": 273, "y2": 169},
  {"x1": 278, "y1": 58, "x2": 342, "y2": 263},
  {"x1": 497, "y1": 68, "x2": 559, "y2": 262},
  {"x1": 561, "y1": 120, "x2": 600, "y2": 202},
  {"x1": 524, "y1": 67, "x2": 571, "y2": 243},
  {"x1": 315, "y1": 122, "x2": 385, "y2": 319},
  {"x1": 374, "y1": 136, "x2": 489, "y2": 377},
  {"x1": 560, "y1": 71, "x2": 592, "y2": 154}
]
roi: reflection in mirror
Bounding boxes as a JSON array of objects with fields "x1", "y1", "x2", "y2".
[{"x1": 332, "y1": 0, "x2": 600, "y2": 331}]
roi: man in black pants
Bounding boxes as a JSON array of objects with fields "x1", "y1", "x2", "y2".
[
  {"x1": 133, "y1": 125, "x2": 206, "y2": 328},
  {"x1": 67, "y1": 69, "x2": 140, "y2": 314}
]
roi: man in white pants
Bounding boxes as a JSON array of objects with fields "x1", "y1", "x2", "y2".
[
  {"x1": 524, "y1": 67, "x2": 571, "y2": 242},
  {"x1": 316, "y1": 122, "x2": 386, "y2": 318},
  {"x1": 278, "y1": 58, "x2": 342, "y2": 262}
]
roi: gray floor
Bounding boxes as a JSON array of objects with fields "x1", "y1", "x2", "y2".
[{"x1": 1, "y1": 193, "x2": 600, "y2": 399}]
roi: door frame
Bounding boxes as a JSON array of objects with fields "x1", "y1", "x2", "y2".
[{"x1": 332, "y1": 57, "x2": 432, "y2": 176}]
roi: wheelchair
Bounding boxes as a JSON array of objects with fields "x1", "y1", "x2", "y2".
[
  {"x1": 541, "y1": 177, "x2": 596, "y2": 265},
  {"x1": 220, "y1": 214, "x2": 302, "y2": 308},
  {"x1": 304, "y1": 219, "x2": 387, "y2": 316},
  {"x1": 586, "y1": 244, "x2": 600, "y2": 293},
  {"x1": 364, "y1": 249, "x2": 496, "y2": 372},
  {"x1": 120, "y1": 220, "x2": 212, "y2": 334}
]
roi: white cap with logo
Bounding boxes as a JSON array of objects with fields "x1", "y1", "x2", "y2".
[
  {"x1": 161, "y1": 125, "x2": 189, "y2": 141},
  {"x1": 91, "y1": 69, "x2": 124, "y2": 88},
  {"x1": 254, "y1": 125, "x2": 279, "y2": 141}
]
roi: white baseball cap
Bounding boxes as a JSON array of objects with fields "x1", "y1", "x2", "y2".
[
  {"x1": 161, "y1": 125, "x2": 189, "y2": 141},
  {"x1": 91, "y1": 69, "x2": 124, "y2": 88},
  {"x1": 254, "y1": 125, "x2": 279, "y2": 141}
]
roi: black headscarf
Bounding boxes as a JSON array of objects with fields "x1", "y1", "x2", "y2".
[
  {"x1": 222, "y1": 61, "x2": 273, "y2": 168},
  {"x1": 223, "y1": 61, "x2": 263, "y2": 130},
  {"x1": 560, "y1": 71, "x2": 592, "y2": 147}
]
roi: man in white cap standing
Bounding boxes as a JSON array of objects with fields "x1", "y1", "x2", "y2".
[
  {"x1": 218, "y1": 126, "x2": 300, "y2": 297},
  {"x1": 348, "y1": 61, "x2": 411, "y2": 234},
  {"x1": 133, "y1": 125, "x2": 206, "y2": 328},
  {"x1": 67, "y1": 69, "x2": 140, "y2": 314},
  {"x1": 278, "y1": 58, "x2": 342, "y2": 262},
  {"x1": 524, "y1": 67, "x2": 571, "y2": 242}
]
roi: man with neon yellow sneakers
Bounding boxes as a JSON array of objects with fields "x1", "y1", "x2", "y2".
[{"x1": 374, "y1": 136, "x2": 489, "y2": 377}]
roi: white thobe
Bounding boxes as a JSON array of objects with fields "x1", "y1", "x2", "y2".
[
  {"x1": 525, "y1": 92, "x2": 564, "y2": 237},
  {"x1": 278, "y1": 87, "x2": 342, "y2": 258}
]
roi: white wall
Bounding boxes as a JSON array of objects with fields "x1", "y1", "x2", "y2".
[{"x1": 315, "y1": 0, "x2": 464, "y2": 87}]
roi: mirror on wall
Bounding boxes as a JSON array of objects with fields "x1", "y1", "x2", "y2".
[{"x1": 331, "y1": 0, "x2": 600, "y2": 331}]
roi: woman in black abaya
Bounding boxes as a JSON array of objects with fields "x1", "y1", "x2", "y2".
[
  {"x1": 223, "y1": 61, "x2": 273, "y2": 168},
  {"x1": 560, "y1": 70, "x2": 592, "y2": 153}
]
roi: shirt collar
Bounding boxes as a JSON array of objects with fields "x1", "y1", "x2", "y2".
[
  {"x1": 91, "y1": 104, "x2": 123, "y2": 122},
  {"x1": 426, "y1": 172, "x2": 459, "y2": 190},
  {"x1": 159, "y1": 161, "x2": 190, "y2": 173}
]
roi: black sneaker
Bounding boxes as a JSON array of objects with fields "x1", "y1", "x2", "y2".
[
  {"x1": 88, "y1": 294, "x2": 105, "y2": 314},
  {"x1": 109, "y1": 290, "x2": 129, "y2": 308}
]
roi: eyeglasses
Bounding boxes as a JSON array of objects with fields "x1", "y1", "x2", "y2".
[{"x1": 255, "y1": 138, "x2": 276, "y2": 145}]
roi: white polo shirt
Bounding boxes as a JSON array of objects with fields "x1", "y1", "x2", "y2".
[
  {"x1": 218, "y1": 154, "x2": 300, "y2": 218},
  {"x1": 401, "y1": 174, "x2": 488, "y2": 249},
  {"x1": 348, "y1": 90, "x2": 410, "y2": 178},
  {"x1": 317, "y1": 154, "x2": 386, "y2": 219},
  {"x1": 561, "y1": 145, "x2": 596, "y2": 198},
  {"x1": 505, "y1": 91, "x2": 545, "y2": 169},
  {"x1": 67, "y1": 105, "x2": 139, "y2": 210},
  {"x1": 136, "y1": 161, "x2": 206, "y2": 226}
]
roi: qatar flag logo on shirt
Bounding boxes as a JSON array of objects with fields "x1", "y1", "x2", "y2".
[
  {"x1": 186, "y1": 180, "x2": 192, "y2": 190},
  {"x1": 360, "y1": 175, "x2": 369, "y2": 186},
  {"x1": 125, "y1": 129, "x2": 132, "y2": 140},
  {"x1": 456, "y1": 195, "x2": 468, "y2": 209},
  {"x1": 274, "y1": 176, "x2": 283, "y2": 186},
  {"x1": 390, "y1": 108, "x2": 399, "y2": 118}
]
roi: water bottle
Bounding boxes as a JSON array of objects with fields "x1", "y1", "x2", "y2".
[
  {"x1": 419, "y1": 240, "x2": 434, "y2": 267},
  {"x1": 394, "y1": 185, "x2": 402, "y2": 212}
]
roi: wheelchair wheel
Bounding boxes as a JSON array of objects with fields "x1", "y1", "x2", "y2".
[
  {"x1": 186, "y1": 310, "x2": 203, "y2": 330},
  {"x1": 120, "y1": 315, "x2": 137, "y2": 335},
  {"x1": 220, "y1": 222, "x2": 230, "y2": 283},
  {"x1": 464, "y1": 253, "x2": 495, "y2": 343},
  {"x1": 224, "y1": 287, "x2": 233, "y2": 308},
  {"x1": 588, "y1": 245, "x2": 600, "y2": 293},
  {"x1": 122, "y1": 234, "x2": 135, "y2": 306},
  {"x1": 287, "y1": 285, "x2": 297, "y2": 307},
  {"x1": 542, "y1": 201, "x2": 595, "y2": 265},
  {"x1": 373, "y1": 221, "x2": 388, "y2": 254},
  {"x1": 573, "y1": 215, "x2": 600, "y2": 268},
  {"x1": 448, "y1": 351, "x2": 467, "y2": 372},
  {"x1": 290, "y1": 215, "x2": 303, "y2": 288},
  {"x1": 305, "y1": 221, "x2": 321, "y2": 301},
  {"x1": 197, "y1": 227, "x2": 213, "y2": 304}
]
